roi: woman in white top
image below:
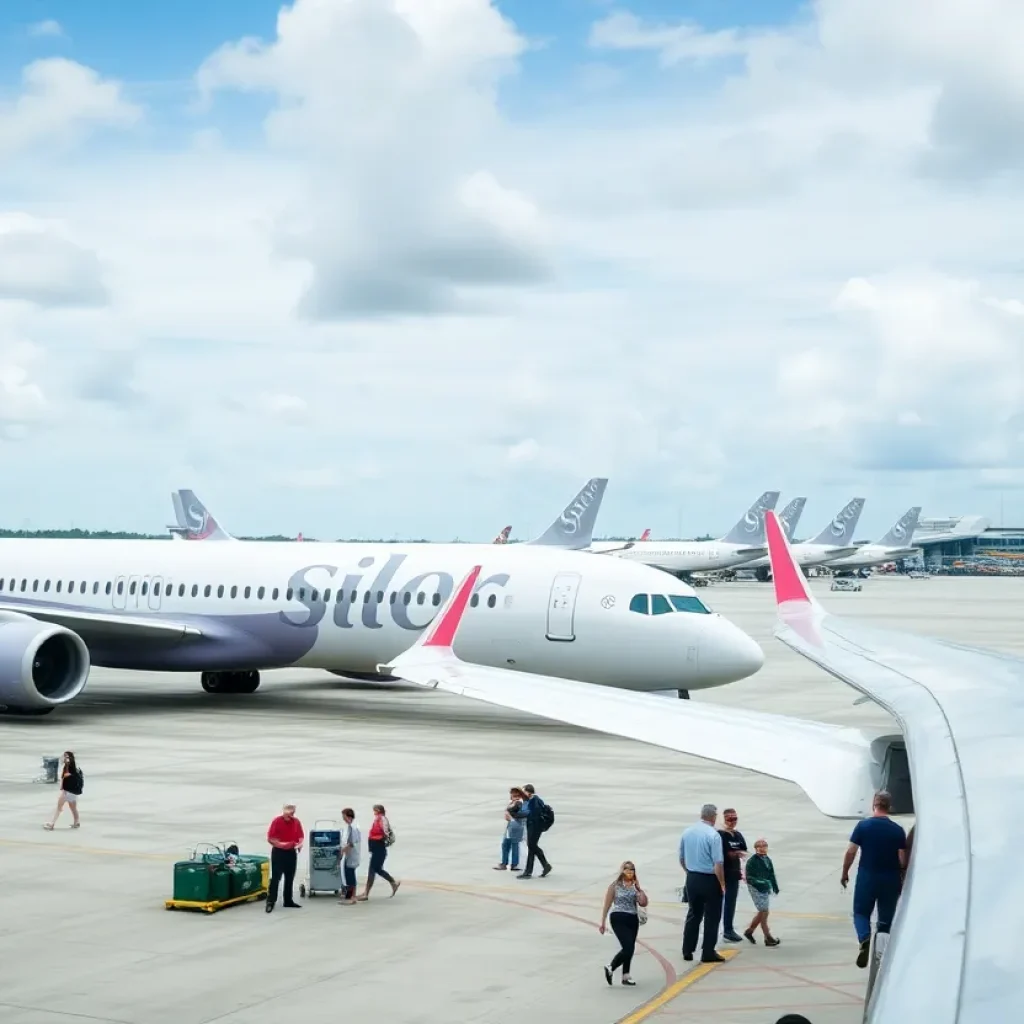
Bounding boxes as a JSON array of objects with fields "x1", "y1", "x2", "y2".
[
  {"x1": 338, "y1": 808, "x2": 361, "y2": 906},
  {"x1": 598, "y1": 860, "x2": 648, "y2": 987}
]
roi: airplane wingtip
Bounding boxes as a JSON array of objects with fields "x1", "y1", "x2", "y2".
[
  {"x1": 765, "y1": 510, "x2": 814, "y2": 608},
  {"x1": 422, "y1": 564, "x2": 483, "y2": 649}
]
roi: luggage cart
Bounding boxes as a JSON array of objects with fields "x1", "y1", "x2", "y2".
[{"x1": 299, "y1": 819, "x2": 343, "y2": 898}]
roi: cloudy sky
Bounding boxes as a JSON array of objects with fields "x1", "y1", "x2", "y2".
[{"x1": 2, "y1": 0, "x2": 1023, "y2": 541}]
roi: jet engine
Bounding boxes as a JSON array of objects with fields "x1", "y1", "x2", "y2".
[{"x1": 0, "y1": 617, "x2": 90, "y2": 711}]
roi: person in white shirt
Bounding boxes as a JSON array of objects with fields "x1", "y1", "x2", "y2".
[{"x1": 338, "y1": 808, "x2": 362, "y2": 906}]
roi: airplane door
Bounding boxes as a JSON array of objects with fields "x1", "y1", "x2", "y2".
[
  {"x1": 112, "y1": 575, "x2": 127, "y2": 610},
  {"x1": 149, "y1": 576, "x2": 163, "y2": 611},
  {"x1": 546, "y1": 573, "x2": 581, "y2": 642}
]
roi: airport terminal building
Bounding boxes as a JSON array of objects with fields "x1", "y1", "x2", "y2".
[{"x1": 905, "y1": 516, "x2": 1024, "y2": 568}]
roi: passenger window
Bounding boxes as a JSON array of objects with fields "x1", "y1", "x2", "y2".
[
  {"x1": 362, "y1": 591, "x2": 370, "y2": 604},
  {"x1": 129, "y1": 581, "x2": 137, "y2": 595},
  {"x1": 68, "y1": 581, "x2": 74, "y2": 591},
  {"x1": 470, "y1": 593, "x2": 479, "y2": 607},
  {"x1": 0, "y1": 579, "x2": 3, "y2": 592},
  {"x1": 487, "y1": 594, "x2": 496, "y2": 608},
  {"x1": 217, "y1": 585, "x2": 224, "y2": 598},
  {"x1": 350, "y1": 589, "x2": 357, "y2": 603},
  {"x1": 416, "y1": 592, "x2": 425, "y2": 605},
  {"x1": 231, "y1": 585, "x2": 238, "y2": 598},
  {"x1": 257, "y1": 586, "x2": 265, "y2": 599},
  {"x1": 651, "y1": 594, "x2": 672, "y2": 615},
  {"x1": 286, "y1": 587, "x2": 294, "y2": 600},
  {"x1": 628, "y1": 593, "x2": 650, "y2": 615},
  {"x1": 670, "y1": 595, "x2": 710, "y2": 614},
  {"x1": 81, "y1": 582, "x2": 87, "y2": 594},
  {"x1": 389, "y1": 592, "x2": 397, "y2": 605},
  {"x1": 106, "y1": 582, "x2": 112, "y2": 595},
  {"x1": 377, "y1": 590, "x2": 384, "y2": 603},
  {"x1": 153, "y1": 583, "x2": 161, "y2": 597},
  {"x1": 298, "y1": 587, "x2": 306, "y2": 600},
  {"x1": 244, "y1": 586, "x2": 251, "y2": 599},
  {"x1": 402, "y1": 592, "x2": 411, "y2": 606},
  {"x1": 323, "y1": 588, "x2": 330, "y2": 602},
  {"x1": 57, "y1": 581, "x2": 63, "y2": 593},
  {"x1": 32, "y1": 579, "x2": 39, "y2": 592},
  {"x1": 142, "y1": 582, "x2": 149, "y2": 596},
  {"x1": 44, "y1": 580, "x2": 51, "y2": 592},
  {"x1": 310, "y1": 589, "x2": 317, "y2": 601},
  {"x1": 20, "y1": 579, "x2": 27, "y2": 591},
  {"x1": 190, "y1": 584, "x2": 197, "y2": 597},
  {"x1": 205, "y1": 585, "x2": 212, "y2": 597},
  {"x1": 272, "y1": 588, "x2": 279, "y2": 600}
]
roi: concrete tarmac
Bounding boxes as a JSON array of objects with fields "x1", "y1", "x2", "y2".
[{"x1": 1, "y1": 575, "x2": 1012, "y2": 1024}]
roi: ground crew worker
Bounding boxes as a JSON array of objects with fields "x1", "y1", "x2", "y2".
[
  {"x1": 266, "y1": 803, "x2": 304, "y2": 914},
  {"x1": 841, "y1": 790, "x2": 906, "y2": 967}
]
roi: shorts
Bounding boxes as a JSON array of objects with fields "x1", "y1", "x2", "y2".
[
  {"x1": 748, "y1": 885, "x2": 771, "y2": 912},
  {"x1": 61, "y1": 790, "x2": 78, "y2": 804}
]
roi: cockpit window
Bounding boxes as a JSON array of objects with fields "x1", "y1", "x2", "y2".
[
  {"x1": 670, "y1": 594, "x2": 710, "y2": 614},
  {"x1": 629, "y1": 593, "x2": 650, "y2": 615},
  {"x1": 650, "y1": 594, "x2": 672, "y2": 615}
]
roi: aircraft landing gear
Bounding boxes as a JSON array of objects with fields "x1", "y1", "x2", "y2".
[
  {"x1": 677, "y1": 689, "x2": 690, "y2": 700},
  {"x1": 201, "y1": 670, "x2": 261, "y2": 695}
]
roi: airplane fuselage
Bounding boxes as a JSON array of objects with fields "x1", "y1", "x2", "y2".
[
  {"x1": 588, "y1": 541, "x2": 766, "y2": 573},
  {"x1": 825, "y1": 545, "x2": 919, "y2": 570},
  {"x1": 0, "y1": 539, "x2": 764, "y2": 705}
]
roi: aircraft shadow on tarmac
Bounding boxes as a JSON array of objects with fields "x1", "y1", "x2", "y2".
[{"x1": 0, "y1": 674, "x2": 582, "y2": 735}]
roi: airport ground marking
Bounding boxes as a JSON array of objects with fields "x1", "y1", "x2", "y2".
[{"x1": 616, "y1": 948, "x2": 739, "y2": 1024}]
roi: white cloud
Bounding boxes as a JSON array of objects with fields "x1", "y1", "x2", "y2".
[
  {"x1": 0, "y1": 59, "x2": 141, "y2": 160},
  {"x1": 0, "y1": 212, "x2": 108, "y2": 308},
  {"x1": 197, "y1": 0, "x2": 549, "y2": 319},
  {"x1": 28, "y1": 19, "x2": 64, "y2": 39},
  {"x1": 2, "y1": 0, "x2": 1024, "y2": 537},
  {"x1": 0, "y1": 341, "x2": 48, "y2": 428}
]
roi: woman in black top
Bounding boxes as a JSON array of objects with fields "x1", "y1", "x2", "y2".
[{"x1": 44, "y1": 751, "x2": 82, "y2": 830}]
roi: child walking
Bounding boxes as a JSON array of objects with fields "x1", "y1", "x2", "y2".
[{"x1": 744, "y1": 838, "x2": 781, "y2": 946}]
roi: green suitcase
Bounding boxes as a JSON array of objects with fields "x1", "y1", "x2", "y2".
[
  {"x1": 173, "y1": 861, "x2": 213, "y2": 903},
  {"x1": 229, "y1": 860, "x2": 261, "y2": 899},
  {"x1": 209, "y1": 866, "x2": 231, "y2": 903}
]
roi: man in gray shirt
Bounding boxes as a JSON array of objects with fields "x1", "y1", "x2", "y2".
[{"x1": 679, "y1": 803, "x2": 726, "y2": 963}]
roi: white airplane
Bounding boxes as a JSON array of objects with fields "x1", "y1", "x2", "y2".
[
  {"x1": 382, "y1": 511, "x2": 1017, "y2": 1018},
  {"x1": 588, "y1": 490, "x2": 780, "y2": 575},
  {"x1": 825, "y1": 507, "x2": 922, "y2": 574},
  {"x1": 0, "y1": 518, "x2": 764, "y2": 716},
  {"x1": 743, "y1": 496, "x2": 865, "y2": 577}
]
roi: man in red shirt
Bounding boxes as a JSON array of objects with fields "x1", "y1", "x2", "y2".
[{"x1": 266, "y1": 803, "x2": 304, "y2": 914}]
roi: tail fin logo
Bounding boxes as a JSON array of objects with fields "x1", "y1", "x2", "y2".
[
  {"x1": 493, "y1": 526, "x2": 512, "y2": 545},
  {"x1": 558, "y1": 479, "x2": 601, "y2": 535},
  {"x1": 830, "y1": 501, "x2": 861, "y2": 538},
  {"x1": 743, "y1": 493, "x2": 775, "y2": 533},
  {"x1": 184, "y1": 503, "x2": 214, "y2": 540}
]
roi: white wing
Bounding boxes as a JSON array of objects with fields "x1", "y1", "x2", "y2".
[{"x1": 762, "y1": 509, "x2": 1024, "y2": 1024}]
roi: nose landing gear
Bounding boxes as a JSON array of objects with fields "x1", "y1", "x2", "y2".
[
  {"x1": 201, "y1": 670, "x2": 261, "y2": 695},
  {"x1": 677, "y1": 689, "x2": 690, "y2": 700}
]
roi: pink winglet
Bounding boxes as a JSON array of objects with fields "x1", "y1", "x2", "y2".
[
  {"x1": 765, "y1": 510, "x2": 812, "y2": 606},
  {"x1": 423, "y1": 565, "x2": 483, "y2": 648}
]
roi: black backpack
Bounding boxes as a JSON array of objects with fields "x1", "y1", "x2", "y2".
[
  {"x1": 538, "y1": 802, "x2": 555, "y2": 832},
  {"x1": 66, "y1": 769, "x2": 84, "y2": 796}
]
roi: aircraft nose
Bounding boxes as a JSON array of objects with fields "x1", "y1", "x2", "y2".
[{"x1": 698, "y1": 616, "x2": 765, "y2": 686}]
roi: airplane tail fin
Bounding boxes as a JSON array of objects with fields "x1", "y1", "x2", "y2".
[
  {"x1": 526, "y1": 478, "x2": 608, "y2": 549},
  {"x1": 778, "y1": 497, "x2": 807, "y2": 540},
  {"x1": 808, "y1": 497, "x2": 865, "y2": 547},
  {"x1": 173, "y1": 489, "x2": 235, "y2": 541},
  {"x1": 493, "y1": 525, "x2": 512, "y2": 545},
  {"x1": 638, "y1": 528, "x2": 651, "y2": 542},
  {"x1": 719, "y1": 491, "x2": 780, "y2": 545},
  {"x1": 876, "y1": 506, "x2": 921, "y2": 547}
]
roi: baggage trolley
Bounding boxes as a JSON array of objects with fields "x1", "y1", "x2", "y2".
[
  {"x1": 299, "y1": 819, "x2": 343, "y2": 898},
  {"x1": 165, "y1": 842, "x2": 267, "y2": 914}
]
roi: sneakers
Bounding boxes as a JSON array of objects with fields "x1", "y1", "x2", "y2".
[
  {"x1": 856, "y1": 937, "x2": 871, "y2": 968},
  {"x1": 701, "y1": 952, "x2": 726, "y2": 963},
  {"x1": 604, "y1": 966, "x2": 613, "y2": 986},
  {"x1": 743, "y1": 930, "x2": 756, "y2": 944},
  {"x1": 723, "y1": 931, "x2": 744, "y2": 943}
]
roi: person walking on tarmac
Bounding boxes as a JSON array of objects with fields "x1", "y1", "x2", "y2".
[
  {"x1": 841, "y1": 790, "x2": 907, "y2": 967},
  {"x1": 266, "y1": 803, "x2": 304, "y2": 914},
  {"x1": 517, "y1": 783, "x2": 553, "y2": 880},
  {"x1": 680, "y1": 803, "x2": 726, "y2": 963},
  {"x1": 718, "y1": 807, "x2": 748, "y2": 942},
  {"x1": 358, "y1": 804, "x2": 400, "y2": 900}
]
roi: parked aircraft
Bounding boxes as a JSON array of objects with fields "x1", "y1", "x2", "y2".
[
  {"x1": 589, "y1": 490, "x2": 780, "y2": 576},
  {"x1": 0, "y1": 525, "x2": 764, "y2": 716},
  {"x1": 743, "y1": 497, "x2": 865, "y2": 578},
  {"x1": 825, "y1": 507, "x2": 922, "y2": 574}
]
